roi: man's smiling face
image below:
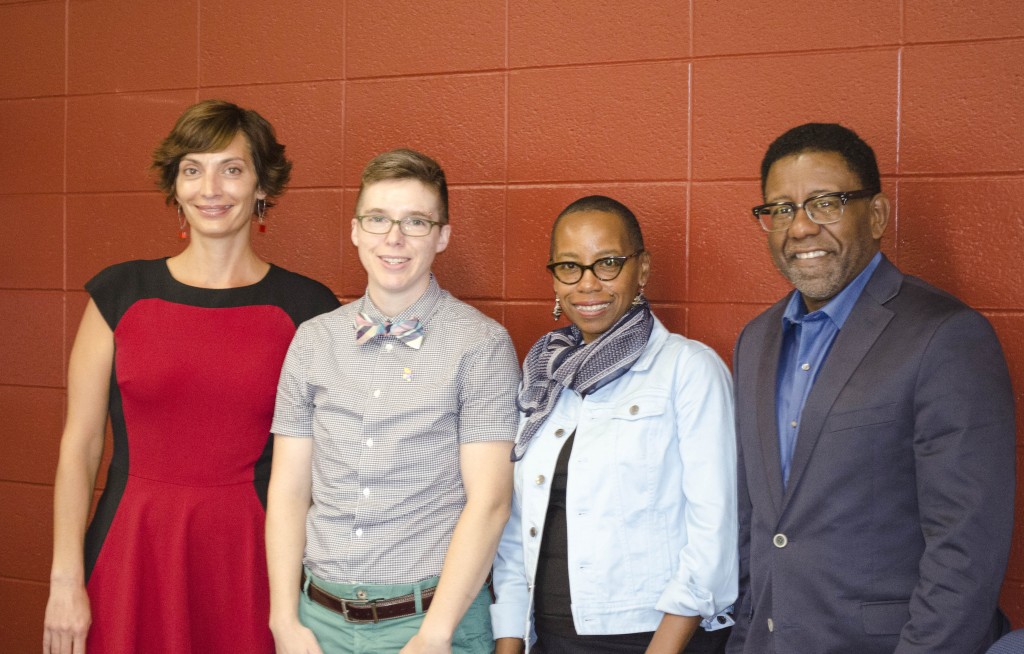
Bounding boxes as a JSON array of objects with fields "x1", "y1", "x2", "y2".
[{"x1": 765, "y1": 150, "x2": 887, "y2": 311}]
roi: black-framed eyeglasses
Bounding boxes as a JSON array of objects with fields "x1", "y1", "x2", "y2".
[
  {"x1": 751, "y1": 189, "x2": 876, "y2": 233},
  {"x1": 546, "y1": 250, "x2": 645, "y2": 285},
  {"x1": 356, "y1": 214, "x2": 443, "y2": 237}
]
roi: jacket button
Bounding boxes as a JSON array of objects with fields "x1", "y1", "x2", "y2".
[
  {"x1": 529, "y1": 526, "x2": 538, "y2": 537},
  {"x1": 629, "y1": 405, "x2": 639, "y2": 415},
  {"x1": 535, "y1": 475, "x2": 545, "y2": 485},
  {"x1": 767, "y1": 618, "x2": 774, "y2": 632},
  {"x1": 773, "y1": 533, "x2": 788, "y2": 548},
  {"x1": 554, "y1": 428, "x2": 565, "y2": 437}
]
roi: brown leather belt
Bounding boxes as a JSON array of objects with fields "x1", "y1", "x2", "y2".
[{"x1": 301, "y1": 572, "x2": 435, "y2": 624}]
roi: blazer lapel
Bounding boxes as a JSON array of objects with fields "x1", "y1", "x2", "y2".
[
  {"x1": 755, "y1": 298, "x2": 788, "y2": 518},
  {"x1": 781, "y1": 258, "x2": 901, "y2": 509}
]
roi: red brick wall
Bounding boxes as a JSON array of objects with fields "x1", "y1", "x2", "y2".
[{"x1": 1, "y1": 0, "x2": 1021, "y2": 649}]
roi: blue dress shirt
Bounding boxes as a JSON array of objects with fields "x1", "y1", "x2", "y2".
[{"x1": 776, "y1": 252, "x2": 882, "y2": 486}]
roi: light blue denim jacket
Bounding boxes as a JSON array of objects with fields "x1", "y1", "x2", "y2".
[{"x1": 491, "y1": 319, "x2": 738, "y2": 646}]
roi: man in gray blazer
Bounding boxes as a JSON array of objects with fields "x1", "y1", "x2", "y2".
[{"x1": 727, "y1": 123, "x2": 1015, "y2": 654}]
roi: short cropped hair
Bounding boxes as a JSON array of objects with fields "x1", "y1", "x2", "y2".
[
  {"x1": 551, "y1": 195, "x2": 645, "y2": 259},
  {"x1": 760, "y1": 123, "x2": 881, "y2": 197},
  {"x1": 151, "y1": 99, "x2": 291, "y2": 208},
  {"x1": 356, "y1": 148, "x2": 449, "y2": 224}
]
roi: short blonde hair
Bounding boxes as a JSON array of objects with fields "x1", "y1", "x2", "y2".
[{"x1": 356, "y1": 148, "x2": 449, "y2": 223}]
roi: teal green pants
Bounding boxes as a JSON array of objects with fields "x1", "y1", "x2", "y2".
[{"x1": 298, "y1": 568, "x2": 494, "y2": 654}]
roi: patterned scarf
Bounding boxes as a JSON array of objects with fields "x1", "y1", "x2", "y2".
[{"x1": 513, "y1": 299, "x2": 654, "y2": 461}]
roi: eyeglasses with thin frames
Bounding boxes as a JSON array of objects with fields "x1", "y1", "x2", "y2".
[
  {"x1": 751, "y1": 189, "x2": 876, "y2": 232},
  {"x1": 356, "y1": 214, "x2": 443, "y2": 237}
]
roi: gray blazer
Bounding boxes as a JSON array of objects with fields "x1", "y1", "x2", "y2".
[{"x1": 727, "y1": 256, "x2": 1015, "y2": 654}]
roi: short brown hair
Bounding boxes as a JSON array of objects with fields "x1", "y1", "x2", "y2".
[
  {"x1": 151, "y1": 99, "x2": 292, "y2": 209},
  {"x1": 356, "y1": 148, "x2": 449, "y2": 223}
]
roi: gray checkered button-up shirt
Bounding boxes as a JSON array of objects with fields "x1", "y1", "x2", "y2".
[{"x1": 272, "y1": 276, "x2": 520, "y2": 584}]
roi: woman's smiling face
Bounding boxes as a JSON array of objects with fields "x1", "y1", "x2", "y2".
[
  {"x1": 550, "y1": 209, "x2": 650, "y2": 343},
  {"x1": 175, "y1": 131, "x2": 265, "y2": 241}
]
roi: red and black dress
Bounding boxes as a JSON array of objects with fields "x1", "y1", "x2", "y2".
[{"x1": 82, "y1": 259, "x2": 339, "y2": 654}]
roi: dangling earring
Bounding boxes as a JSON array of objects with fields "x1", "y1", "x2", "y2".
[
  {"x1": 632, "y1": 286, "x2": 646, "y2": 306},
  {"x1": 177, "y1": 204, "x2": 188, "y2": 240},
  {"x1": 552, "y1": 296, "x2": 562, "y2": 320},
  {"x1": 256, "y1": 199, "x2": 267, "y2": 233}
]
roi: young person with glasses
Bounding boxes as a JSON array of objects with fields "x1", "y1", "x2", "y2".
[{"x1": 266, "y1": 148, "x2": 520, "y2": 654}]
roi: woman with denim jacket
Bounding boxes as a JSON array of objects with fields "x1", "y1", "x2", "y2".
[{"x1": 491, "y1": 195, "x2": 738, "y2": 654}]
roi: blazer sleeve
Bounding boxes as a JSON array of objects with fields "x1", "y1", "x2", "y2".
[
  {"x1": 726, "y1": 327, "x2": 753, "y2": 653},
  {"x1": 896, "y1": 307, "x2": 1015, "y2": 653}
]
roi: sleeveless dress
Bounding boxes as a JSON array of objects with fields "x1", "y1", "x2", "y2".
[{"x1": 82, "y1": 258, "x2": 339, "y2": 654}]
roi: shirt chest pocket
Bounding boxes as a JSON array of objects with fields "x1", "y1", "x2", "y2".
[
  {"x1": 611, "y1": 392, "x2": 669, "y2": 421},
  {"x1": 585, "y1": 389, "x2": 676, "y2": 547},
  {"x1": 588, "y1": 390, "x2": 672, "y2": 460}
]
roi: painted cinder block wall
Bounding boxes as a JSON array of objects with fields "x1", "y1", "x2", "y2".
[{"x1": 1, "y1": 0, "x2": 1021, "y2": 648}]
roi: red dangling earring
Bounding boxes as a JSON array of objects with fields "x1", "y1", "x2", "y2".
[
  {"x1": 256, "y1": 199, "x2": 267, "y2": 233},
  {"x1": 177, "y1": 204, "x2": 188, "y2": 239}
]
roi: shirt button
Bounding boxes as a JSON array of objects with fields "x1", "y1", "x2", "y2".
[
  {"x1": 535, "y1": 475, "x2": 545, "y2": 485},
  {"x1": 790, "y1": 420, "x2": 797, "y2": 428},
  {"x1": 373, "y1": 389, "x2": 381, "y2": 398},
  {"x1": 801, "y1": 363, "x2": 810, "y2": 371},
  {"x1": 554, "y1": 428, "x2": 565, "y2": 437},
  {"x1": 529, "y1": 526, "x2": 538, "y2": 537},
  {"x1": 773, "y1": 533, "x2": 788, "y2": 548},
  {"x1": 356, "y1": 589, "x2": 368, "y2": 600},
  {"x1": 355, "y1": 528, "x2": 364, "y2": 537},
  {"x1": 363, "y1": 487, "x2": 370, "y2": 497},
  {"x1": 366, "y1": 438, "x2": 373, "y2": 447},
  {"x1": 629, "y1": 405, "x2": 639, "y2": 415},
  {"x1": 385, "y1": 343, "x2": 394, "y2": 352},
  {"x1": 767, "y1": 618, "x2": 775, "y2": 632}
]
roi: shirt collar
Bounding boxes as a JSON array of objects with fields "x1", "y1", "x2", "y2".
[
  {"x1": 782, "y1": 251, "x2": 883, "y2": 329},
  {"x1": 358, "y1": 274, "x2": 443, "y2": 325},
  {"x1": 629, "y1": 316, "x2": 666, "y2": 372}
]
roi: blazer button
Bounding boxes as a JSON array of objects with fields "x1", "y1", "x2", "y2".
[
  {"x1": 554, "y1": 428, "x2": 565, "y2": 437},
  {"x1": 773, "y1": 533, "x2": 788, "y2": 548},
  {"x1": 629, "y1": 405, "x2": 639, "y2": 415},
  {"x1": 767, "y1": 618, "x2": 774, "y2": 632},
  {"x1": 529, "y1": 526, "x2": 538, "y2": 537},
  {"x1": 535, "y1": 475, "x2": 546, "y2": 485}
]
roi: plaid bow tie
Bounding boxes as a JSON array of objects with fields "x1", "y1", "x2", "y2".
[{"x1": 355, "y1": 312, "x2": 425, "y2": 349}]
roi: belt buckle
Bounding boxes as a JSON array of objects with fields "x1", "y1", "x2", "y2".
[{"x1": 341, "y1": 597, "x2": 380, "y2": 624}]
